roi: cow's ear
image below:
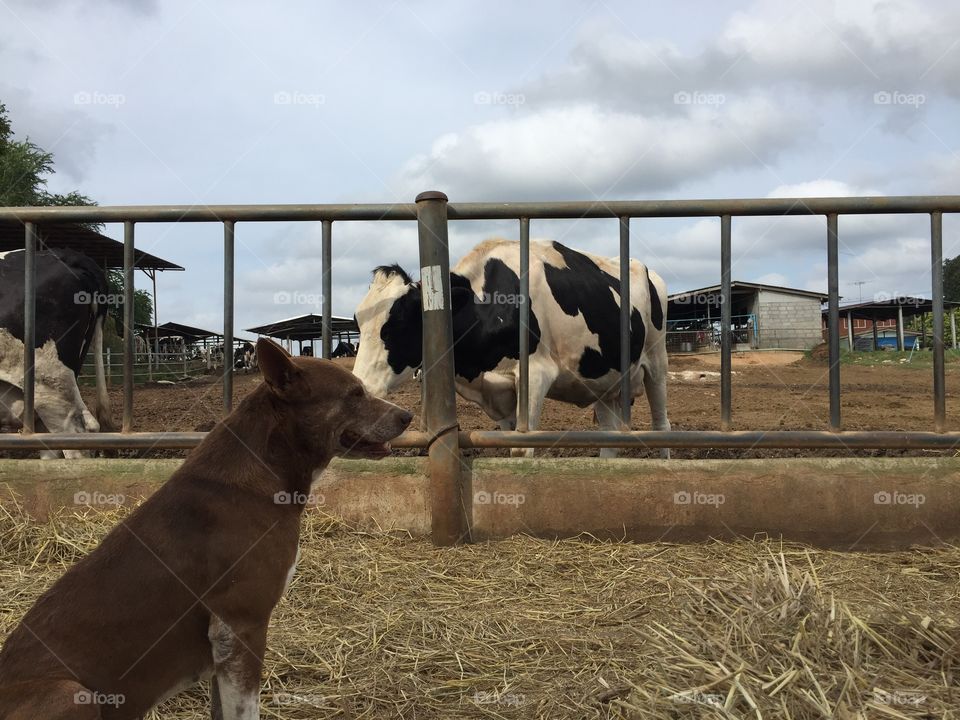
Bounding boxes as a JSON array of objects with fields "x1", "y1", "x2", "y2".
[
  {"x1": 451, "y1": 286, "x2": 474, "y2": 314},
  {"x1": 257, "y1": 338, "x2": 301, "y2": 396}
]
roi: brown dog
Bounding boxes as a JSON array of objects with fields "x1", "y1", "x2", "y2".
[{"x1": 0, "y1": 338, "x2": 412, "y2": 719}]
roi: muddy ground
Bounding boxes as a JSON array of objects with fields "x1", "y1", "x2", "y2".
[{"x1": 66, "y1": 350, "x2": 960, "y2": 460}]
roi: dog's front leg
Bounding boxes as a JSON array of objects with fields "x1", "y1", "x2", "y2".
[{"x1": 208, "y1": 615, "x2": 267, "y2": 720}]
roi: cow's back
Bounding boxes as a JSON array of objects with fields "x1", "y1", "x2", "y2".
[{"x1": 0, "y1": 249, "x2": 109, "y2": 375}]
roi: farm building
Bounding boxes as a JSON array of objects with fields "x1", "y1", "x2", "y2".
[
  {"x1": 666, "y1": 281, "x2": 828, "y2": 352},
  {"x1": 247, "y1": 313, "x2": 360, "y2": 357},
  {"x1": 822, "y1": 297, "x2": 960, "y2": 351}
]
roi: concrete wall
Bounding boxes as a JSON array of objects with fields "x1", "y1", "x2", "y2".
[
  {"x1": 3, "y1": 457, "x2": 959, "y2": 550},
  {"x1": 756, "y1": 290, "x2": 824, "y2": 349}
]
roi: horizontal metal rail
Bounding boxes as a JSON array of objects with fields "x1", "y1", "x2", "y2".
[
  {"x1": 3, "y1": 194, "x2": 960, "y2": 223},
  {"x1": 3, "y1": 430, "x2": 960, "y2": 451}
]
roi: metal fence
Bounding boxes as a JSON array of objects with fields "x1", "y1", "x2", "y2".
[
  {"x1": 2, "y1": 194, "x2": 960, "y2": 543},
  {"x1": 666, "y1": 313, "x2": 757, "y2": 353}
]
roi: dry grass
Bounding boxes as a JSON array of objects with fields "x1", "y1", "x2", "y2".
[{"x1": 0, "y1": 501, "x2": 958, "y2": 719}]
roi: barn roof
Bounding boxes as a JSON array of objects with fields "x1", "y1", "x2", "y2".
[
  {"x1": 0, "y1": 220, "x2": 183, "y2": 271},
  {"x1": 825, "y1": 297, "x2": 960, "y2": 320},
  {"x1": 245, "y1": 313, "x2": 359, "y2": 341},
  {"x1": 668, "y1": 280, "x2": 829, "y2": 303}
]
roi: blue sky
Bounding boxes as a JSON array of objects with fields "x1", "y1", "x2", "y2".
[{"x1": 3, "y1": 0, "x2": 959, "y2": 337}]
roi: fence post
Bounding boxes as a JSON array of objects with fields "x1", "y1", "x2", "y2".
[
  {"x1": 720, "y1": 215, "x2": 732, "y2": 430},
  {"x1": 827, "y1": 214, "x2": 841, "y2": 430},
  {"x1": 415, "y1": 191, "x2": 469, "y2": 546},
  {"x1": 22, "y1": 222, "x2": 36, "y2": 434},
  {"x1": 931, "y1": 212, "x2": 945, "y2": 431},
  {"x1": 322, "y1": 219, "x2": 333, "y2": 359}
]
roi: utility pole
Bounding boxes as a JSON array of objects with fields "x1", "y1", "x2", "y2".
[{"x1": 851, "y1": 281, "x2": 867, "y2": 303}]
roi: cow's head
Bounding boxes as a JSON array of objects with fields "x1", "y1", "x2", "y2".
[{"x1": 353, "y1": 265, "x2": 424, "y2": 396}]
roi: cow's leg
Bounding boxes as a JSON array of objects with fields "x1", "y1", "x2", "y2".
[
  {"x1": 643, "y1": 364, "x2": 671, "y2": 460},
  {"x1": 511, "y1": 361, "x2": 557, "y2": 458},
  {"x1": 209, "y1": 616, "x2": 266, "y2": 720},
  {"x1": 593, "y1": 398, "x2": 625, "y2": 459}
]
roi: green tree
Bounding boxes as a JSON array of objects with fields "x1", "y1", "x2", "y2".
[
  {"x1": 944, "y1": 256, "x2": 960, "y2": 302},
  {"x1": 0, "y1": 102, "x2": 97, "y2": 217}
]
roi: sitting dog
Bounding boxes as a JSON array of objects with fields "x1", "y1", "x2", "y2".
[{"x1": 0, "y1": 338, "x2": 412, "y2": 719}]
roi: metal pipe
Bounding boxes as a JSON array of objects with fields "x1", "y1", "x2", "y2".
[
  {"x1": 6, "y1": 429, "x2": 960, "y2": 451},
  {"x1": 415, "y1": 191, "x2": 468, "y2": 546},
  {"x1": 619, "y1": 217, "x2": 631, "y2": 426},
  {"x1": 223, "y1": 221, "x2": 235, "y2": 416},
  {"x1": 21, "y1": 222, "x2": 36, "y2": 434},
  {"x1": 518, "y1": 217, "x2": 530, "y2": 432},
  {"x1": 827, "y1": 214, "x2": 841, "y2": 430},
  {"x1": 720, "y1": 215, "x2": 732, "y2": 430},
  {"x1": 3, "y1": 195, "x2": 960, "y2": 223},
  {"x1": 122, "y1": 221, "x2": 135, "y2": 432},
  {"x1": 847, "y1": 311, "x2": 854, "y2": 351},
  {"x1": 931, "y1": 211, "x2": 946, "y2": 431},
  {"x1": 897, "y1": 306, "x2": 905, "y2": 351},
  {"x1": 322, "y1": 219, "x2": 333, "y2": 359}
]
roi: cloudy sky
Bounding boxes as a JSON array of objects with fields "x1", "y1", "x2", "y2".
[{"x1": 2, "y1": 0, "x2": 959, "y2": 343}]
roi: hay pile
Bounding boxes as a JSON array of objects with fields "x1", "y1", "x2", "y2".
[{"x1": 0, "y1": 502, "x2": 957, "y2": 719}]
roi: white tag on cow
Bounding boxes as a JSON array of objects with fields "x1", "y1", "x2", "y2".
[{"x1": 421, "y1": 265, "x2": 445, "y2": 311}]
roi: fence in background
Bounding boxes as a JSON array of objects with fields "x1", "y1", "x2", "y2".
[{"x1": 2, "y1": 194, "x2": 960, "y2": 543}]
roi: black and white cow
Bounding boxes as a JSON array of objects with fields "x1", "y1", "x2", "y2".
[
  {"x1": 353, "y1": 238, "x2": 670, "y2": 457},
  {"x1": 0, "y1": 249, "x2": 113, "y2": 457}
]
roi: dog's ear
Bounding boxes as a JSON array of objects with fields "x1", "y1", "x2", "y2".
[{"x1": 257, "y1": 338, "x2": 301, "y2": 395}]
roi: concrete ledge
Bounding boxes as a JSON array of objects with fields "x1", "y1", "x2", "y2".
[{"x1": 1, "y1": 458, "x2": 957, "y2": 549}]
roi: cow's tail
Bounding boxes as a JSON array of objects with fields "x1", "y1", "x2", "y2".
[{"x1": 92, "y1": 313, "x2": 115, "y2": 432}]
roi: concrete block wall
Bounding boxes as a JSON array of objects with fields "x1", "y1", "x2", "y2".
[{"x1": 756, "y1": 292, "x2": 824, "y2": 349}]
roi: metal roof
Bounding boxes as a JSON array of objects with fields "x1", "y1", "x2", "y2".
[
  {"x1": 668, "y1": 280, "x2": 829, "y2": 302},
  {"x1": 0, "y1": 220, "x2": 183, "y2": 271},
  {"x1": 246, "y1": 313, "x2": 359, "y2": 341},
  {"x1": 824, "y1": 297, "x2": 960, "y2": 320}
]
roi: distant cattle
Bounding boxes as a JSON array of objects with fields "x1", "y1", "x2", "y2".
[
  {"x1": 0, "y1": 249, "x2": 113, "y2": 457},
  {"x1": 353, "y1": 238, "x2": 670, "y2": 457},
  {"x1": 235, "y1": 341, "x2": 257, "y2": 371},
  {"x1": 331, "y1": 341, "x2": 356, "y2": 359}
]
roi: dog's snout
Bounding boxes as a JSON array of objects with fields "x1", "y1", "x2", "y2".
[{"x1": 397, "y1": 409, "x2": 413, "y2": 429}]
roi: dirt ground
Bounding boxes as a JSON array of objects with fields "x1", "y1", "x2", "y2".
[{"x1": 71, "y1": 350, "x2": 960, "y2": 460}]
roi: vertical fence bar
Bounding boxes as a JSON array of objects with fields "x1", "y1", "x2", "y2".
[
  {"x1": 619, "y1": 216, "x2": 631, "y2": 426},
  {"x1": 415, "y1": 191, "x2": 467, "y2": 546},
  {"x1": 122, "y1": 221, "x2": 135, "y2": 432},
  {"x1": 518, "y1": 217, "x2": 530, "y2": 432},
  {"x1": 827, "y1": 214, "x2": 841, "y2": 430},
  {"x1": 322, "y1": 219, "x2": 333, "y2": 359},
  {"x1": 21, "y1": 222, "x2": 37, "y2": 434},
  {"x1": 720, "y1": 215, "x2": 732, "y2": 430},
  {"x1": 223, "y1": 221, "x2": 235, "y2": 416},
  {"x1": 931, "y1": 211, "x2": 946, "y2": 431}
]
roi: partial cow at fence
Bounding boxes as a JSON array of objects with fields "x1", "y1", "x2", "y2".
[
  {"x1": 0, "y1": 249, "x2": 113, "y2": 456},
  {"x1": 353, "y1": 238, "x2": 670, "y2": 457}
]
